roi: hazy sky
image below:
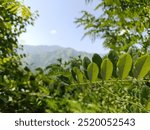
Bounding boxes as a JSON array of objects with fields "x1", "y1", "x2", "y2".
[{"x1": 19, "y1": 0, "x2": 109, "y2": 54}]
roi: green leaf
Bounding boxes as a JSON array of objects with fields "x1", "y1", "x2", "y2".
[
  {"x1": 67, "y1": 100, "x2": 82, "y2": 112},
  {"x1": 73, "y1": 67, "x2": 83, "y2": 83},
  {"x1": 9, "y1": 4, "x2": 19, "y2": 14},
  {"x1": 83, "y1": 56, "x2": 91, "y2": 79},
  {"x1": 108, "y1": 50, "x2": 119, "y2": 65},
  {"x1": 133, "y1": 55, "x2": 150, "y2": 80},
  {"x1": 85, "y1": 23, "x2": 94, "y2": 29},
  {"x1": 101, "y1": 58, "x2": 113, "y2": 80},
  {"x1": 92, "y1": 53, "x2": 102, "y2": 78},
  {"x1": 58, "y1": 75, "x2": 71, "y2": 85},
  {"x1": 95, "y1": 3, "x2": 103, "y2": 10},
  {"x1": 117, "y1": 53, "x2": 132, "y2": 79},
  {"x1": 71, "y1": 69, "x2": 77, "y2": 81},
  {"x1": 87, "y1": 62, "x2": 99, "y2": 82},
  {"x1": 92, "y1": 53, "x2": 102, "y2": 67},
  {"x1": 108, "y1": 50, "x2": 119, "y2": 77},
  {"x1": 146, "y1": 102, "x2": 150, "y2": 111},
  {"x1": 104, "y1": 0, "x2": 113, "y2": 5},
  {"x1": 83, "y1": 56, "x2": 91, "y2": 69}
]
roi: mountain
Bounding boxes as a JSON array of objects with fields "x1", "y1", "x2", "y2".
[{"x1": 19, "y1": 45, "x2": 93, "y2": 69}]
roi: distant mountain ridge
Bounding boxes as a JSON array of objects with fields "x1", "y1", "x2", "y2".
[{"x1": 20, "y1": 45, "x2": 93, "y2": 69}]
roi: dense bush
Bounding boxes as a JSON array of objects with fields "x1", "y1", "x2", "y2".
[{"x1": 31, "y1": 53, "x2": 150, "y2": 113}]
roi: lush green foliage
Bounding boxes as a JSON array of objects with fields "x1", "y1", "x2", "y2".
[
  {"x1": 25, "y1": 52, "x2": 150, "y2": 112},
  {"x1": 0, "y1": 0, "x2": 39, "y2": 112},
  {"x1": 0, "y1": 0, "x2": 150, "y2": 113},
  {"x1": 76, "y1": 0, "x2": 150, "y2": 53}
]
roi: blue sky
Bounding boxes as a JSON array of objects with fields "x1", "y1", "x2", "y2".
[{"x1": 19, "y1": 0, "x2": 109, "y2": 54}]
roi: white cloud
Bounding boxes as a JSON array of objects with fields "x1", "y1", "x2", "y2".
[{"x1": 50, "y1": 29, "x2": 57, "y2": 35}]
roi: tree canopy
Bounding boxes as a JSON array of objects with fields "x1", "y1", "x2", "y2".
[
  {"x1": 76, "y1": 0, "x2": 150, "y2": 53},
  {"x1": 0, "y1": 0, "x2": 39, "y2": 112}
]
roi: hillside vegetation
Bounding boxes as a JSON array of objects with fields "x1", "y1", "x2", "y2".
[{"x1": 20, "y1": 45, "x2": 93, "y2": 69}]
